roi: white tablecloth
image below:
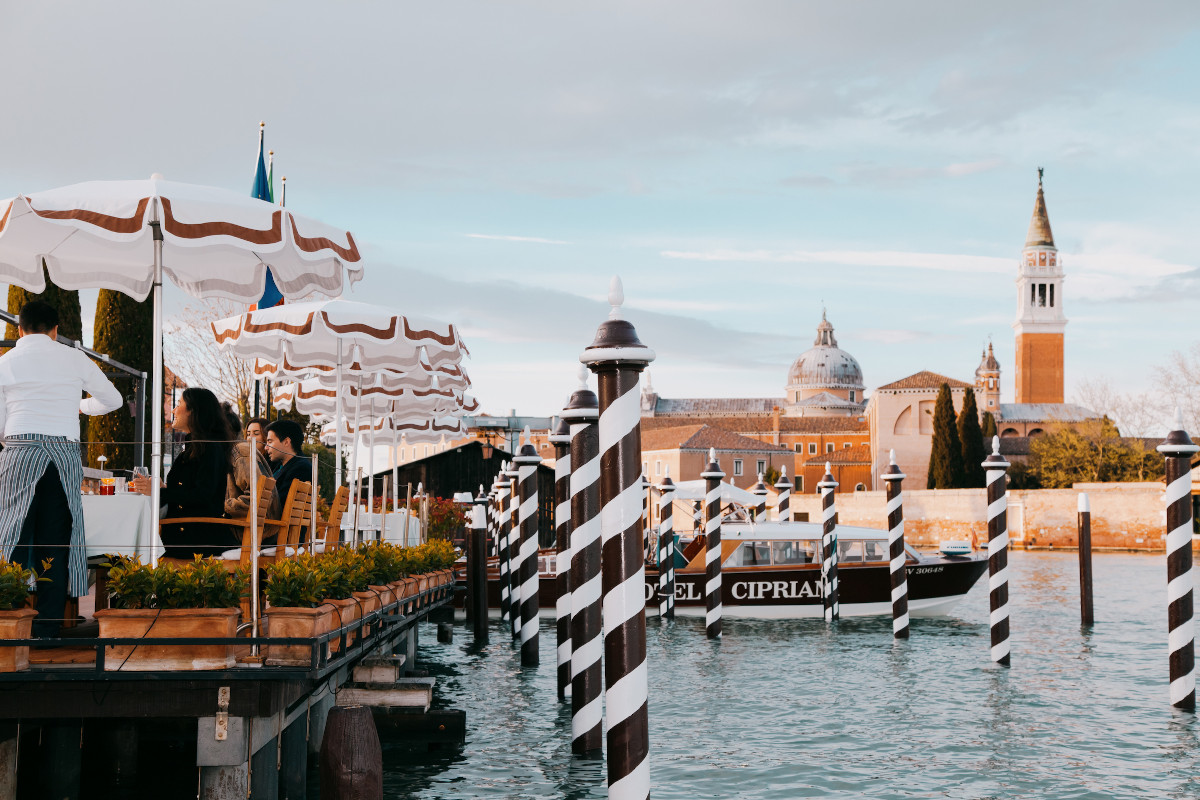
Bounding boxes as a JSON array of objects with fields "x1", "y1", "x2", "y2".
[
  {"x1": 81, "y1": 494, "x2": 163, "y2": 562},
  {"x1": 342, "y1": 510, "x2": 421, "y2": 546}
]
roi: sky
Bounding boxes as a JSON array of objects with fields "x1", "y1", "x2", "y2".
[{"x1": 2, "y1": 2, "x2": 1198, "y2": 420}]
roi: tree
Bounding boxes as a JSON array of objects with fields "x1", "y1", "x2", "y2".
[
  {"x1": 1155, "y1": 344, "x2": 1200, "y2": 435},
  {"x1": 1028, "y1": 418, "x2": 1163, "y2": 488},
  {"x1": 981, "y1": 411, "x2": 997, "y2": 442},
  {"x1": 164, "y1": 298, "x2": 256, "y2": 416},
  {"x1": 958, "y1": 390, "x2": 986, "y2": 488},
  {"x1": 303, "y1": 441, "x2": 345, "y2": 506},
  {"x1": 927, "y1": 383, "x2": 964, "y2": 489},
  {"x1": 763, "y1": 466, "x2": 782, "y2": 487},
  {"x1": 87, "y1": 289, "x2": 153, "y2": 472}
]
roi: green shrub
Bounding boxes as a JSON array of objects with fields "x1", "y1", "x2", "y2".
[
  {"x1": 106, "y1": 556, "x2": 248, "y2": 609},
  {"x1": 0, "y1": 559, "x2": 47, "y2": 611},
  {"x1": 264, "y1": 555, "x2": 328, "y2": 609}
]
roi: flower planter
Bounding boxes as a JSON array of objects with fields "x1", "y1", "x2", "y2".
[
  {"x1": 94, "y1": 608, "x2": 240, "y2": 671},
  {"x1": 0, "y1": 608, "x2": 37, "y2": 673},
  {"x1": 264, "y1": 605, "x2": 333, "y2": 667},
  {"x1": 352, "y1": 591, "x2": 382, "y2": 637},
  {"x1": 324, "y1": 597, "x2": 361, "y2": 651},
  {"x1": 369, "y1": 584, "x2": 396, "y2": 615}
]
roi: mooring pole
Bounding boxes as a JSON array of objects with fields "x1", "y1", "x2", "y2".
[
  {"x1": 515, "y1": 427, "x2": 542, "y2": 666},
  {"x1": 882, "y1": 450, "x2": 909, "y2": 639},
  {"x1": 471, "y1": 488, "x2": 489, "y2": 643},
  {"x1": 1077, "y1": 492, "x2": 1094, "y2": 628},
  {"x1": 658, "y1": 470, "x2": 676, "y2": 621},
  {"x1": 496, "y1": 464, "x2": 512, "y2": 626},
  {"x1": 751, "y1": 473, "x2": 768, "y2": 521},
  {"x1": 818, "y1": 462, "x2": 840, "y2": 621},
  {"x1": 1158, "y1": 409, "x2": 1197, "y2": 710},
  {"x1": 983, "y1": 436, "x2": 1012, "y2": 666},
  {"x1": 581, "y1": 276, "x2": 653, "y2": 798},
  {"x1": 563, "y1": 367, "x2": 602, "y2": 755},
  {"x1": 550, "y1": 415, "x2": 574, "y2": 700},
  {"x1": 506, "y1": 460, "x2": 523, "y2": 640},
  {"x1": 774, "y1": 467, "x2": 791, "y2": 523},
  {"x1": 642, "y1": 473, "x2": 653, "y2": 560},
  {"x1": 701, "y1": 449, "x2": 725, "y2": 640}
]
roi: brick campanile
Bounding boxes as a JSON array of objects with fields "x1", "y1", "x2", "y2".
[{"x1": 1013, "y1": 168, "x2": 1066, "y2": 404}]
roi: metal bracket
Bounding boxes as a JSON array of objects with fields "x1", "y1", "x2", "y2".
[{"x1": 215, "y1": 686, "x2": 230, "y2": 741}]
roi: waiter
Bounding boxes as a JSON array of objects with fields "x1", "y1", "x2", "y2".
[{"x1": 0, "y1": 301, "x2": 122, "y2": 638}]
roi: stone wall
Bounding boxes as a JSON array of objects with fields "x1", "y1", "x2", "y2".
[{"x1": 790, "y1": 481, "x2": 1191, "y2": 552}]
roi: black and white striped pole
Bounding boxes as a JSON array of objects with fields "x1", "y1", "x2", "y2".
[
  {"x1": 506, "y1": 459, "x2": 522, "y2": 640},
  {"x1": 515, "y1": 426, "x2": 542, "y2": 666},
  {"x1": 496, "y1": 465, "x2": 512, "y2": 626},
  {"x1": 774, "y1": 467, "x2": 791, "y2": 523},
  {"x1": 642, "y1": 473, "x2": 653, "y2": 560},
  {"x1": 818, "y1": 462, "x2": 839, "y2": 621},
  {"x1": 471, "y1": 488, "x2": 489, "y2": 643},
  {"x1": 881, "y1": 450, "x2": 909, "y2": 639},
  {"x1": 581, "y1": 277, "x2": 653, "y2": 798},
  {"x1": 1158, "y1": 409, "x2": 1197, "y2": 710},
  {"x1": 658, "y1": 470, "x2": 676, "y2": 621},
  {"x1": 751, "y1": 473, "x2": 768, "y2": 521},
  {"x1": 550, "y1": 415, "x2": 573, "y2": 700},
  {"x1": 693, "y1": 501, "x2": 702, "y2": 535},
  {"x1": 983, "y1": 436, "x2": 1011, "y2": 666},
  {"x1": 702, "y1": 448, "x2": 725, "y2": 640},
  {"x1": 486, "y1": 481, "x2": 498, "y2": 558},
  {"x1": 562, "y1": 367, "x2": 603, "y2": 755}
]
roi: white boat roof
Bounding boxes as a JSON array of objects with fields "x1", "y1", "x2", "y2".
[
  {"x1": 717, "y1": 521, "x2": 886, "y2": 542},
  {"x1": 669, "y1": 479, "x2": 761, "y2": 505}
]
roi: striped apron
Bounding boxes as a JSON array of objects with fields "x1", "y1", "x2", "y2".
[{"x1": 0, "y1": 435, "x2": 87, "y2": 597}]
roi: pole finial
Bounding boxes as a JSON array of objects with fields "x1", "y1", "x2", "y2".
[
  {"x1": 522, "y1": 424, "x2": 531, "y2": 445},
  {"x1": 708, "y1": 447, "x2": 716, "y2": 462},
  {"x1": 757, "y1": 472, "x2": 764, "y2": 481},
  {"x1": 888, "y1": 449, "x2": 896, "y2": 466},
  {"x1": 577, "y1": 364, "x2": 589, "y2": 388},
  {"x1": 1174, "y1": 405, "x2": 1185, "y2": 432},
  {"x1": 992, "y1": 435, "x2": 1001, "y2": 455},
  {"x1": 664, "y1": 465, "x2": 670, "y2": 478},
  {"x1": 608, "y1": 275, "x2": 625, "y2": 320},
  {"x1": 780, "y1": 465, "x2": 787, "y2": 478},
  {"x1": 825, "y1": 461, "x2": 831, "y2": 474}
]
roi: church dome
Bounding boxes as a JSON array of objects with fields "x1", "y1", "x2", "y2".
[{"x1": 786, "y1": 312, "x2": 865, "y2": 394}]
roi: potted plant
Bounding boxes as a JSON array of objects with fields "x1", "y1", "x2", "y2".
[
  {"x1": 95, "y1": 557, "x2": 248, "y2": 671},
  {"x1": 359, "y1": 544, "x2": 398, "y2": 612},
  {"x1": 0, "y1": 559, "x2": 42, "y2": 673},
  {"x1": 331, "y1": 549, "x2": 381, "y2": 636},
  {"x1": 317, "y1": 554, "x2": 361, "y2": 650},
  {"x1": 263, "y1": 555, "x2": 332, "y2": 667}
]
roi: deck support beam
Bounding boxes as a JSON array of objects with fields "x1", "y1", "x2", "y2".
[
  {"x1": 43, "y1": 721, "x2": 82, "y2": 800},
  {"x1": 279, "y1": 713, "x2": 309, "y2": 800}
]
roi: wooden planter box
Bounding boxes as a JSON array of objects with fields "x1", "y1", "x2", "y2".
[
  {"x1": 352, "y1": 591, "x2": 382, "y2": 636},
  {"x1": 368, "y1": 584, "x2": 396, "y2": 614},
  {"x1": 94, "y1": 608, "x2": 239, "y2": 671},
  {"x1": 264, "y1": 605, "x2": 333, "y2": 667},
  {"x1": 0, "y1": 608, "x2": 37, "y2": 673},
  {"x1": 324, "y1": 597, "x2": 360, "y2": 651}
]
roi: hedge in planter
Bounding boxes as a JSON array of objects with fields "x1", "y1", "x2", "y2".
[
  {"x1": 263, "y1": 555, "x2": 334, "y2": 666},
  {"x1": 0, "y1": 559, "x2": 45, "y2": 673}
]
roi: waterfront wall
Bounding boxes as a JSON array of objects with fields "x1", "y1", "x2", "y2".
[{"x1": 789, "y1": 482, "x2": 1191, "y2": 552}]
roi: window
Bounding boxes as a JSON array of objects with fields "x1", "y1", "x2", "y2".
[
  {"x1": 854, "y1": 483, "x2": 866, "y2": 491},
  {"x1": 643, "y1": 461, "x2": 648, "y2": 476},
  {"x1": 1038, "y1": 283, "x2": 1047, "y2": 307},
  {"x1": 795, "y1": 476, "x2": 803, "y2": 492},
  {"x1": 655, "y1": 460, "x2": 662, "y2": 476},
  {"x1": 826, "y1": 443, "x2": 834, "y2": 453},
  {"x1": 849, "y1": 390, "x2": 856, "y2": 402},
  {"x1": 844, "y1": 443, "x2": 851, "y2": 449},
  {"x1": 988, "y1": 399, "x2": 995, "y2": 407},
  {"x1": 756, "y1": 460, "x2": 766, "y2": 475},
  {"x1": 1031, "y1": 284, "x2": 1036, "y2": 305},
  {"x1": 733, "y1": 459, "x2": 743, "y2": 476},
  {"x1": 794, "y1": 444, "x2": 803, "y2": 453},
  {"x1": 808, "y1": 443, "x2": 817, "y2": 455},
  {"x1": 1049, "y1": 284, "x2": 1055, "y2": 307},
  {"x1": 771, "y1": 541, "x2": 817, "y2": 565}
]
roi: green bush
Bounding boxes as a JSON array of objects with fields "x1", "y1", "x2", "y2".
[
  {"x1": 106, "y1": 556, "x2": 248, "y2": 609},
  {"x1": 264, "y1": 555, "x2": 328, "y2": 609},
  {"x1": 0, "y1": 559, "x2": 47, "y2": 611}
]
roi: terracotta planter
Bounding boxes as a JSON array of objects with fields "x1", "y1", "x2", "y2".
[
  {"x1": 94, "y1": 608, "x2": 239, "y2": 671},
  {"x1": 352, "y1": 590, "x2": 382, "y2": 636},
  {"x1": 369, "y1": 584, "x2": 396, "y2": 614},
  {"x1": 264, "y1": 605, "x2": 333, "y2": 667},
  {"x1": 324, "y1": 597, "x2": 360, "y2": 651},
  {"x1": 0, "y1": 608, "x2": 37, "y2": 673}
]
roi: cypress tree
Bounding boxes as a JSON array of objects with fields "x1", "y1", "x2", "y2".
[
  {"x1": 981, "y1": 411, "x2": 998, "y2": 442},
  {"x1": 87, "y1": 289, "x2": 153, "y2": 472},
  {"x1": 958, "y1": 390, "x2": 986, "y2": 488},
  {"x1": 927, "y1": 383, "x2": 964, "y2": 489}
]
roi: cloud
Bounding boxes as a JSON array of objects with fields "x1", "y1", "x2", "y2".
[
  {"x1": 660, "y1": 248, "x2": 1012, "y2": 274},
  {"x1": 841, "y1": 157, "x2": 1007, "y2": 185},
  {"x1": 857, "y1": 328, "x2": 937, "y2": 344},
  {"x1": 465, "y1": 233, "x2": 570, "y2": 245}
]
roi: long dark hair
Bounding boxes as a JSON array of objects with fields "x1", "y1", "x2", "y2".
[{"x1": 179, "y1": 387, "x2": 234, "y2": 464}]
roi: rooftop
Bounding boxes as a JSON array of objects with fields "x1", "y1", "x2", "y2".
[
  {"x1": 998, "y1": 403, "x2": 1097, "y2": 423},
  {"x1": 649, "y1": 397, "x2": 782, "y2": 416},
  {"x1": 803, "y1": 443, "x2": 872, "y2": 465},
  {"x1": 876, "y1": 371, "x2": 974, "y2": 391},
  {"x1": 641, "y1": 415, "x2": 868, "y2": 434},
  {"x1": 642, "y1": 424, "x2": 790, "y2": 454}
]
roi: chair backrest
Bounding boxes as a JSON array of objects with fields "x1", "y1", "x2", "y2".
[
  {"x1": 271, "y1": 480, "x2": 313, "y2": 561},
  {"x1": 237, "y1": 475, "x2": 277, "y2": 567},
  {"x1": 322, "y1": 486, "x2": 350, "y2": 552}
]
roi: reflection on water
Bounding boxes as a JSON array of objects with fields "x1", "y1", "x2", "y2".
[{"x1": 327, "y1": 553, "x2": 1199, "y2": 799}]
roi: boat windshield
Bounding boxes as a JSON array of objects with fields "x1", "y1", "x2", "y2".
[
  {"x1": 726, "y1": 540, "x2": 818, "y2": 567},
  {"x1": 838, "y1": 539, "x2": 891, "y2": 563}
]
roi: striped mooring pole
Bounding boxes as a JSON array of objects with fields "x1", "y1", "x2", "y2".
[
  {"x1": 496, "y1": 465, "x2": 512, "y2": 625},
  {"x1": 774, "y1": 466, "x2": 791, "y2": 522},
  {"x1": 1158, "y1": 409, "x2": 1197, "y2": 710},
  {"x1": 515, "y1": 427, "x2": 542, "y2": 666},
  {"x1": 642, "y1": 473, "x2": 653, "y2": 560},
  {"x1": 881, "y1": 450, "x2": 909, "y2": 639},
  {"x1": 506, "y1": 460, "x2": 522, "y2": 640},
  {"x1": 471, "y1": 488, "x2": 489, "y2": 643},
  {"x1": 562, "y1": 367, "x2": 603, "y2": 755},
  {"x1": 818, "y1": 462, "x2": 839, "y2": 621},
  {"x1": 751, "y1": 473, "x2": 768, "y2": 521},
  {"x1": 983, "y1": 436, "x2": 1011, "y2": 666},
  {"x1": 550, "y1": 415, "x2": 574, "y2": 700},
  {"x1": 1077, "y1": 493, "x2": 1094, "y2": 628},
  {"x1": 701, "y1": 448, "x2": 725, "y2": 640},
  {"x1": 581, "y1": 276, "x2": 653, "y2": 799},
  {"x1": 693, "y1": 500, "x2": 702, "y2": 535},
  {"x1": 486, "y1": 481, "x2": 498, "y2": 558},
  {"x1": 657, "y1": 470, "x2": 676, "y2": 620}
]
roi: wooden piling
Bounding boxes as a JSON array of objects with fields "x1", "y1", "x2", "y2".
[
  {"x1": 249, "y1": 733, "x2": 279, "y2": 799},
  {"x1": 471, "y1": 490, "x2": 490, "y2": 643},
  {"x1": 1077, "y1": 493, "x2": 1094, "y2": 627},
  {"x1": 279, "y1": 714, "x2": 308, "y2": 800},
  {"x1": 319, "y1": 705, "x2": 383, "y2": 800}
]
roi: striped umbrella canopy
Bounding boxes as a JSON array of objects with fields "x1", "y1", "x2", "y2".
[
  {"x1": 253, "y1": 355, "x2": 471, "y2": 393},
  {"x1": 272, "y1": 376, "x2": 474, "y2": 419}
]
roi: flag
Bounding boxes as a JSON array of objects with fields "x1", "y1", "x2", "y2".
[{"x1": 252, "y1": 124, "x2": 283, "y2": 308}]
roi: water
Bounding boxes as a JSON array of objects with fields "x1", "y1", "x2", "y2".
[{"x1": 351, "y1": 553, "x2": 1200, "y2": 799}]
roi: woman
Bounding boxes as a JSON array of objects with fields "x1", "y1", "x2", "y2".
[
  {"x1": 223, "y1": 404, "x2": 279, "y2": 532},
  {"x1": 131, "y1": 388, "x2": 237, "y2": 558}
]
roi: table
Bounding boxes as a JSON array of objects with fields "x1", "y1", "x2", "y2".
[
  {"x1": 341, "y1": 510, "x2": 421, "y2": 546},
  {"x1": 80, "y1": 493, "x2": 163, "y2": 563}
]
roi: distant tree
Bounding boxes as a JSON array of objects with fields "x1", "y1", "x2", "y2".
[
  {"x1": 958, "y1": 391, "x2": 986, "y2": 488},
  {"x1": 763, "y1": 466, "x2": 782, "y2": 487},
  {"x1": 927, "y1": 383, "x2": 964, "y2": 489},
  {"x1": 303, "y1": 441, "x2": 344, "y2": 506},
  {"x1": 164, "y1": 298, "x2": 256, "y2": 418},
  {"x1": 87, "y1": 289, "x2": 153, "y2": 472},
  {"x1": 981, "y1": 411, "x2": 997, "y2": 442},
  {"x1": 1028, "y1": 418, "x2": 1163, "y2": 488}
]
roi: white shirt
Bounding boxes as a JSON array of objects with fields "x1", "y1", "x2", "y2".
[{"x1": 0, "y1": 334, "x2": 123, "y2": 440}]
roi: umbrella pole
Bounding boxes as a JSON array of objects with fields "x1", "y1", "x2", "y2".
[
  {"x1": 348, "y1": 380, "x2": 363, "y2": 546},
  {"x1": 334, "y1": 340, "x2": 343, "y2": 488},
  {"x1": 149, "y1": 204, "x2": 164, "y2": 565},
  {"x1": 367, "y1": 423, "x2": 377, "y2": 527},
  {"x1": 391, "y1": 427, "x2": 400, "y2": 518}
]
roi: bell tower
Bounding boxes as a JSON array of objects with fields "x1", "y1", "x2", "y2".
[
  {"x1": 975, "y1": 342, "x2": 1001, "y2": 414},
  {"x1": 1012, "y1": 169, "x2": 1065, "y2": 404}
]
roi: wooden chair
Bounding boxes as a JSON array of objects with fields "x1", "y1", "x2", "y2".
[
  {"x1": 260, "y1": 481, "x2": 313, "y2": 563},
  {"x1": 158, "y1": 476, "x2": 276, "y2": 571},
  {"x1": 311, "y1": 486, "x2": 350, "y2": 555}
]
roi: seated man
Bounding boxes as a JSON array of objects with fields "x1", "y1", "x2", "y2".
[{"x1": 265, "y1": 419, "x2": 311, "y2": 512}]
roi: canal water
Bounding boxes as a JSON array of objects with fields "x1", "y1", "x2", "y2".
[{"x1": 322, "y1": 553, "x2": 1200, "y2": 799}]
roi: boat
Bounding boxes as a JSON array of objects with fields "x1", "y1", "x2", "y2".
[{"x1": 468, "y1": 519, "x2": 989, "y2": 620}]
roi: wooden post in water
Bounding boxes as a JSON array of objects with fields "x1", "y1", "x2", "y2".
[
  {"x1": 563, "y1": 367, "x2": 603, "y2": 755},
  {"x1": 983, "y1": 436, "x2": 1012, "y2": 666},
  {"x1": 550, "y1": 415, "x2": 573, "y2": 700},
  {"x1": 774, "y1": 467, "x2": 790, "y2": 522},
  {"x1": 701, "y1": 448, "x2": 725, "y2": 640},
  {"x1": 818, "y1": 463, "x2": 840, "y2": 621},
  {"x1": 582, "y1": 276, "x2": 653, "y2": 799},
  {"x1": 881, "y1": 450, "x2": 909, "y2": 639},
  {"x1": 1158, "y1": 409, "x2": 1197, "y2": 710},
  {"x1": 515, "y1": 426, "x2": 542, "y2": 666},
  {"x1": 471, "y1": 487, "x2": 489, "y2": 643},
  {"x1": 320, "y1": 705, "x2": 382, "y2": 800},
  {"x1": 1077, "y1": 492, "x2": 1094, "y2": 628},
  {"x1": 658, "y1": 470, "x2": 676, "y2": 621}
]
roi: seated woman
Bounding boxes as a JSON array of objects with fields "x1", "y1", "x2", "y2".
[
  {"x1": 131, "y1": 388, "x2": 237, "y2": 559},
  {"x1": 222, "y1": 404, "x2": 280, "y2": 542}
]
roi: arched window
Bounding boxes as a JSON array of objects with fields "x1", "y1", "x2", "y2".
[
  {"x1": 1001, "y1": 428, "x2": 1020, "y2": 438},
  {"x1": 1029, "y1": 428, "x2": 1045, "y2": 437},
  {"x1": 854, "y1": 483, "x2": 866, "y2": 492}
]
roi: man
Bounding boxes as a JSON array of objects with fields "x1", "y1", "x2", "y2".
[
  {"x1": 265, "y1": 419, "x2": 311, "y2": 505},
  {"x1": 244, "y1": 417, "x2": 269, "y2": 459},
  {"x1": 0, "y1": 301, "x2": 122, "y2": 637}
]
